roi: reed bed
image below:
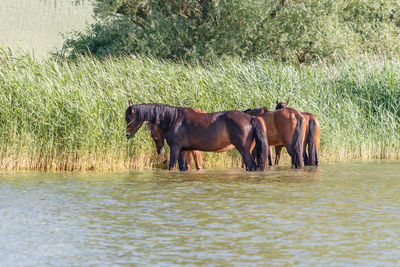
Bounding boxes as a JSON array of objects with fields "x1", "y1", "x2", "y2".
[{"x1": 0, "y1": 49, "x2": 399, "y2": 170}]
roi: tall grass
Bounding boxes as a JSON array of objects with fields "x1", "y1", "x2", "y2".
[{"x1": 0, "y1": 48, "x2": 399, "y2": 170}]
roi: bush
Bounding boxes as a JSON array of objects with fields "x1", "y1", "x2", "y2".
[{"x1": 60, "y1": 0, "x2": 400, "y2": 62}]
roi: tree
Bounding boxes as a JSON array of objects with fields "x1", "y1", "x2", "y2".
[{"x1": 61, "y1": 0, "x2": 400, "y2": 62}]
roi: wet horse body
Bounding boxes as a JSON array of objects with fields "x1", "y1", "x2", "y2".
[
  {"x1": 275, "y1": 101, "x2": 320, "y2": 166},
  {"x1": 126, "y1": 103, "x2": 268, "y2": 171},
  {"x1": 244, "y1": 107, "x2": 306, "y2": 169}
]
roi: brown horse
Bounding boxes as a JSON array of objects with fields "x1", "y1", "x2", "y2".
[
  {"x1": 275, "y1": 100, "x2": 320, "y2": 166},
  {"x1": 125, "y1": 102, "x2": 268, "y2": 171},
  {"x1": 149, "y1": 108, "x2": 235, "y2": 170},
  {"x1": 244, "y1": 107, "x2": 306, "y2": 169}
]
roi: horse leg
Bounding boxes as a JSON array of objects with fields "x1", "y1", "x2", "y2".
[
  {"x1": 251, "y1": 148, "x2": 258, "y2": 164},
  {"x1": 241, "y1": 160, "x2": 246, "y2": 169},
  {"x1": 303, "y1": 146, "x2": 309, "y2": 166},
  {"x1": 248, "y1": 141, "x2": 256, "y2": 169},
  {"x1": 185, "y1": 151, "x2": 192, "y2": 171},
  {"x1": 178, "y1": 150, "x2": 186, "y2": 171},
  {"x1": 169, "y1": 145, "x2": 181, "y2": 170},
  {"x1": 193, "y1": 151, "x2": 203, "y2": 170},
  {"x1": 249, "y1": 139, "x2": 267, "y2": 170},
  {"x1": 234, "y1": 142, "x2": 256, "y2": 171},
  {"x1": 268, "y1": 146, "x2": 273, "y2": 166},
  {"x1": 243, "y1": 151, "x2": 256, "y2": 171},
  {"x1": 285, "y1": 146, "x2": 295, "y2": 168},
  {"x1": 275, "y1": 145, "x2": 283, "y2": 165},
  {"x1": 284, "y1": 114, "x2": 305, "y2": 169},
  {"x1": 286, "y1": 145, "x2": 302, "y2": 169}
]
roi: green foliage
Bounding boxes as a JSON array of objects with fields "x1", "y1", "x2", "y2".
[
  {"x1": 60, "y1": 0, "x2": 400, "y2": 62},
  {"x1": 0, "y1": 48, "x2": 399, "y2": 170}
]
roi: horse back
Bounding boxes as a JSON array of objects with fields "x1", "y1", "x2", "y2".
[
  {"x1": 192, "y1": 108, "x2": 206, "y2": 113},
  {"x1": 271, "y1": 108, "x2": 306, "y2": 146},
  {"x1": 243, "y1": 107, "x2": 269, "y2": 116},
  {"x1": 177, "y1": 110, "x2": 252, "y2": 151},
  {"x1": 301, "y1": 112, "x2": 319, "y2": 126},
  {"x1": 182, "y1": 109, "x2": 226, "y2": 128},
  {"x1": 183, "y1": 109, "x2": 251, "y2": 127}
]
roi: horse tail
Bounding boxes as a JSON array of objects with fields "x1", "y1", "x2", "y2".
[
  {"x1": 250, "y1": 117, "x2": 268, "y2": 171},
  {"x1": 291, "y1": 114, "x2": 305, "y2": 169},
  {"x1": 307, "y1": 119, "x2": 319, "y2": 166}
]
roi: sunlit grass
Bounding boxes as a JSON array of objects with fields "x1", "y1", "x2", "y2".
[{"x1": 0, "y1": 48, "x2": 399, "y2": 170}]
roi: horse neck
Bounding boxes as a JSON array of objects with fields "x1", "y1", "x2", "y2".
[
  {"x1": 138, "y1": 104, "x2": 180, "y2": 132},
  {"x1": 138, "y1": 104, "x2": 157, "y2": 122}
]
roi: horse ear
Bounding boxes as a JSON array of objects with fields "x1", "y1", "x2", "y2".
[
  {"x1": 285, "y1": 100, "x2": 289, "y2": 106},
  {"x1": 276, "y1": 99, "x2": 280, "y2": 104},
  {"x1": 128, "y1": 100, "x2": 135, "y2": 114}
]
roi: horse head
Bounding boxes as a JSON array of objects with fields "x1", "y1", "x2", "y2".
[
  {"x1": 149, "y1": 124, "x2": 166, "y2": 154},
  {"x1": 125, "y1": 100, "x2": 144, "y2": 139},
  {"x1": 275, "y1": 99, "x2": 289, "y2": 110}
]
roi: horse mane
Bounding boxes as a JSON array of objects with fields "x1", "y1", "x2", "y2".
[
  {"x1": 133, "y1": 103, "x2": 187, "y2": 131},
  {"x1": 243, "y1": 107, "x2": 270, "y2": 115}
]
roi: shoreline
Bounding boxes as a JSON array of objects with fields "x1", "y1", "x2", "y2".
[{"x1": 1, "y1": 51, "x2": 399, "y2": 171}]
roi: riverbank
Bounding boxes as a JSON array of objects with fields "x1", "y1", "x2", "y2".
[{"x1": 1, "y1": 49, "x2": 399, "y2": 170}]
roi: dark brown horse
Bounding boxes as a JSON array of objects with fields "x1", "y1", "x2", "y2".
[
  {"x1": 149, "y1": 122, "x2": 243, "y2": 170},
  {"x1": 149, "y1": 108, "x2": 234, "y2": 170},
  {"x1": 125, "y1": 102, "x2": 268, "y2": 171},
  {"x1": 149, "y1": 122, "x2": 204, "y2": 170},
  {"x1": 244, "y1": 107, "x2": 306, "y2": 169},
  {"x1": 275, "y1": 100, "x2": 320, "y2": 166}
]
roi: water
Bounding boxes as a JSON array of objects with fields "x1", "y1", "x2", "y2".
[
  {"x1": 1, "y1": 162, "x2": 400, "y2": 266},
  {"x1": 0, "y1": 0, "x2": 93, "y2": 58}
]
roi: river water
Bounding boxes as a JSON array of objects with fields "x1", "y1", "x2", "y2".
[{"x1": 1, "y1": 162, "x2": 400, "y2": 266}]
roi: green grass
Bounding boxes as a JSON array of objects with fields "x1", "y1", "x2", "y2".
[{"x1": 0, "y1": 48, "x2": 399, "y2": 170}]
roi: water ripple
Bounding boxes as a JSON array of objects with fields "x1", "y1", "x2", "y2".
[{"x1": 1, "y1": 162, "x2": 400, "y2": 266}]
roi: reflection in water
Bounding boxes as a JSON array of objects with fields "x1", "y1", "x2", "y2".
[{"x1": 1, "y1": 162, "x2": 400, "y2": 266}]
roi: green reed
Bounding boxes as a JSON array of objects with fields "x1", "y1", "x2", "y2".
[{"x1": 0, "y1": 49, "x2": 399, "y2": 170}]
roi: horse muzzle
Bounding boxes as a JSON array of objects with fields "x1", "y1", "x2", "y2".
[
  {"x1": 126, "y1": 133, "x2": 134, "y2": 139},
  {"x1": 157, "y1": 146, "x2": 166, "y2": 155}
]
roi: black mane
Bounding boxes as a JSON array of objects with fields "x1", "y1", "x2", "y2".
[
  {"x1": 133, "y1": 103, "x2": 189, "y2": 132},
  {"x1": 243, "y1": 107, "x2": 269, "y2": 113}
]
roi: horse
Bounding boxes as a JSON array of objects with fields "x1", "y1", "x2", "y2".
[
  {"x1": 125, "y1": 102, "x2": 268, "y2": 171},
  {"x1": 243, "y1": 106, "x2": 306, "y2": 169},
  {"x1": 275, "y1": 100, "x2": 320, "y2": 166},
  {"x1": 148, "y1": 108, "x2": 234, "y2": 170},
  {"x1": 149, "y1": 122, "x2": 204, "y2": 170}
]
